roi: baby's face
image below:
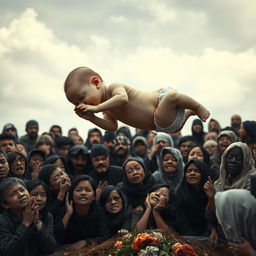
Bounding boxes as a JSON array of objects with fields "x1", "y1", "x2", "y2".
[{"x1": 66, "y1": 83, "x2": 101, "y2": 106}]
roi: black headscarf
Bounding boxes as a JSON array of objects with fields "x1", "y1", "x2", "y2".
[
  {"x1": 191, "y1": 119, "x2": 206, "y2": 146},
  {"x1": 99, "y1": 185, "x2": 132, "y2": 236},
  {"x1": 118, "y1": 157, "x2": 156, "y2": 208}
]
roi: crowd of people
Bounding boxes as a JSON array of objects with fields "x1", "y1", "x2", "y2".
[{"x1": 0, "y1": 115, "x2": 255, "y2": 256}]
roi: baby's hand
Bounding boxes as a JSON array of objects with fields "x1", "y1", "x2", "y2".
[
  {"x1": 75, "y1": 103, "x2": 99, "y2": 113},
  {"x1": 75, "y1": 107, "x2": 95, "y2": 120}
]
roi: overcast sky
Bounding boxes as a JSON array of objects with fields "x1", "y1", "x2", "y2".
[{"x1": 0, "y1": 0, "x2": 255, "y2": 139}]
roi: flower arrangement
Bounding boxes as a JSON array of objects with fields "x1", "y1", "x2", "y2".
[{"x1": 110, "y1": 230, "x2": 197, "y2": 256}]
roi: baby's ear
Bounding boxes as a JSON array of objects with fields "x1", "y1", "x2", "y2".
[{"x1": 91, "y1": 76, "x2": 100, "y2": 88}]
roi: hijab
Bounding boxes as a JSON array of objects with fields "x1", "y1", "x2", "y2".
[
  {"x1": 215, "y1": 189, "x2": 256, "y2": 249},
  {"x1": 214, "y1": 142, "x2": 256, "y2": 191},
  {"x1": 153, "y1": 147, "x2": 184, "y2": 194}
]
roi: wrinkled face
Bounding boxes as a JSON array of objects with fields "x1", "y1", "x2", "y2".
[
  {"x1": 218, "y1": 135, "x2": 232, "y2": 152},
  {"x1": 188, "y1": 146, "x2": 204, "y2": 162},
  {"x1": 113, "y1": 140, "x2": 129, "y2": 157},
  {"x1": 26, "y1": 125, "x2": 39, "y2": 140},
  {"x1": 185, "y1": 163, "x2": 201, "y2": 187},
  {"x1": 0, "y1": 139, "x2": 16, "y2": 153},
  {"x1": 30, "y1": 185, "x2": 47, "y2": 211},
  {"x1": 73, "y1": 180, "x2": 95, "y2": 206},
  {"x1": 179, "y1": 141, "x2": 194, "y2": 158},
  {"x1": 149, "y1": 187, "x2": 169, "y2": 207},
  {"x1": 66, "y1": 82, "x2": 101, "y2": 106},
  {"x1": 10, "y1": 154, "x2": 26, "y2": 178},
  {"x1": 3, "y1": 183, "x2": 30, "y2": 210},
  {"x1": 49, "y1": 168, "x2": 69, "y2": 191},
  {"x1": 224, "y1": 147, "x2": 243, "y2": 177},
  {"x1": 89, "y1": 132, "x2": 101, "y2": 145},
  {"x1": 205, "y1": 144, "x2": 217, "y2": 156},
  {"x1": 0, "y1": 152, "x2": 9, "y2": 179},
  {"x1": 124, "y1": 160, "x2": 145, "y2": 184},
  {"x1": 162, "y1": 152, "x2": 178, "y2": 173},
  {"x1": 92, "y1": 155, "x2": 109, "y2": 173},
  {"x1": 104, "y1": 190, "x2": 123, "y2": 214}
]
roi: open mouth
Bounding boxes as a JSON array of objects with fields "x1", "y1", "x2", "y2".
[
  {"x1": 79, "y1": 196, "x2": 88, "y2": 200},
  {"x1": 19, "y1": 197, "x2": 28, "y2": 204}
]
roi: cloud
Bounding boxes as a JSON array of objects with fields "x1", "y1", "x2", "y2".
[{"x1": 0, "y1": 5, "x2": 255, "y2": 137}]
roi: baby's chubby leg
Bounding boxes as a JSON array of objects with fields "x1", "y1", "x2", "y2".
[{"x1": 155, "y1": 91, "x2": 210, "y2": 129}]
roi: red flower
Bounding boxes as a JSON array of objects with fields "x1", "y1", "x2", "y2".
[{"x1": 131, "y1": 233, "x2": 158, "y2": 253}]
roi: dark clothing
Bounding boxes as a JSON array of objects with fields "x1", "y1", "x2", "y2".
[
  {"x1": 18, "y1": 134, "x2": 37, "y2": 154},
  {"x1": 54, "y1": 201, "x2": 109, "y2": 244},
  {"x1": 104, "y1": 205, "x2": 132, "y2": 237},
  {"x1": 118, "y1": 176, "x2": 156, "y2": 209},
  {"x1": 88, "y1": 165, "x2": 123, "y2": 186},
  {"x1": 175, "y1": 181, "x2": 208, "y2": 236},
  {"x1": 47, "y1": 191, "x2": 65, "y2": 219},
  {"x1": 0, "y1": 210, "x2": 57, "y2": 256}
]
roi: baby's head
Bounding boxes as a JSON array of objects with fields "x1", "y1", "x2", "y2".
[{"x1": 64, "y1": 67, "x2": 103, "y2": 106}]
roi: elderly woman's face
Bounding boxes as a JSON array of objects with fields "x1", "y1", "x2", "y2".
[
  {"x1": 162, "y1": 153, "x2": 178, "y2": 173},
  {"x1": 224, "y1": 147, "x2": 243, "y2": 177},
  {"x1": 125, "y1": 160, "x2": 145, "y2": 184}
]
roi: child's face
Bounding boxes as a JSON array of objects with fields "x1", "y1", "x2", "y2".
[
  {"x1": 66, "y1": 82, "x2": 101, "y2": 106},
  {"x1": 104, "y1": 190, "x2": 123, "y2": 214},
  {"x1": 73, "y1": 180, "x2": 94, "y2": 206},
  {"x1": 29, "y1": 185, "x2": 47, "y2": 211},
  {"x1": 149, "y1": 187, "x2": 169, "y2": 207},
  {"x1": 3, "y1": 183, "x2": 30, "y2": 210}
]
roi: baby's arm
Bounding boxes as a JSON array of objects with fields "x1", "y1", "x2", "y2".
[
  {"x1": 76, "y1": 83, "x2": 128, "y2": 114},
  {"x1": 75, "y1": 108, "x2": 118, "y2": 131}
]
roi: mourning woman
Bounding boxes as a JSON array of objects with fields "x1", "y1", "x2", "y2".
[
  {"x1": 118, "y1": 157, "x2": 156, "y2": 209},
  {"x1": 176, "y1": 159, "x2": 209, "y2": 236},
  {"x1": 54, "y1": 175, "x2": 109, "y2": 251},
  {"x1": 99, "y1": 185, "x2": 132, "y2": 237},
  {"x1": 153, "y1": 147, "x2": 184, "y2": 195}
]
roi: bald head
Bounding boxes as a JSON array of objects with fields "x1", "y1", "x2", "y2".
[{"x1": 64, "y1": 67, "x2": 103, "y2": 93}]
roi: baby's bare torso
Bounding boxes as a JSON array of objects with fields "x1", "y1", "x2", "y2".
[{"x1": 106, "y1": 84, "x2": 161, "y2": 130}]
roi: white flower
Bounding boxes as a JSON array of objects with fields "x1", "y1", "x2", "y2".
[{"x1": 146, "y1": 246, "x2": 159, "y2": 256}]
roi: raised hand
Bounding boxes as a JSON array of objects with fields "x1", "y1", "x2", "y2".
[
  {"x1": 144, "y1": 194, "x2": 152, "y2": 209},
  {"x1": 65, "y1": 192, "x2": 73, "y2": 217},
  {"x1": 96, "y1": 181, "x2": 108, "y2": 201},
  {"x1": 22, "y1": 197, "x2": 37, "y2": 227},
  {"x1": 203, "y1": 176, "x2": 215, "y2": 199}
]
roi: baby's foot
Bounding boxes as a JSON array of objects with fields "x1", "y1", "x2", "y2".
[
  {"x1": 196, "y1": 105, "x2": 210, "y2": 122},
  {"x1": 174, "y1": 109, "x2": 195, "y2": 132}
]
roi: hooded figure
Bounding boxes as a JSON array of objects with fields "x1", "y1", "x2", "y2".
[
  {"x1": 153, "y1": 147, "x2": 184, "y2": 194},
  {"x1": 214, "y1": 142, "x2": 256, "y2": 192},
  {"x1": 191, "y1": 119, "x2": 206, "y2": 146},
  {"x1": 118, "y1": 157, "x2": 156, "y2": 209},
  {"x1": 176, "y1": 159, "x2": 209, "y2": 236},
  {"x1": 215, "y1": 189, "x2": 256, "y2": 250}
]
